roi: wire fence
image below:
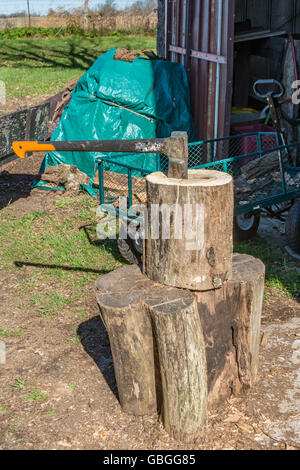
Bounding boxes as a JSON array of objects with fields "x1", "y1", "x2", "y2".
[
  {"x1": 98, "y1": 132, "x2": 300, "y2": 214},
  {"x1": 0, "y1": 1, "x2": 158, "y2": 31}
]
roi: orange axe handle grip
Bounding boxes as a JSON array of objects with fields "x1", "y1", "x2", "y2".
[{"x1": 13, "y1": 141, "x2": 56, "y2": 159}]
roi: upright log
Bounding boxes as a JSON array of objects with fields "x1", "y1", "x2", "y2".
[
  {"x1": 146, "y1": 295, "x2": 207, "y2": 442},
  {"x1": 197, "y1": 253, "x2": 265, "y2": 408},
  {"x1": 144, "y1": 169, "x2": 234, "y2": 291},
  {"x1": 95, "y1": 266, "x2": 157, "y2": 416}
]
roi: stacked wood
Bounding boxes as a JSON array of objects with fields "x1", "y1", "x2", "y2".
[
  {"x1": 234, "y1": 151, "x2": 291, "y2": 204},
  {"x1": 94, "y1": 171, "x2": 147, "y2": 205},
  {"x1": 240, "y1": 151, "x2": 287, "y2": 180},
  {"x1": 95, "y1": 254, "x2": 265, "y2": 441},
  {"x1": 41, "y1": 163, "x2": 90, "y2": 191},
  {"x1": 95, "y1": 166, "x2": 265, "y2": 443},
  {"x1": 234, "y1": 152, "x2": 296, "y2": 203},
  {"x1": 96, "y1": 265, "x2": 207, "y2": 443}
]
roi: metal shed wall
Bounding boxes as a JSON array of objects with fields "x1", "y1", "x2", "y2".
[
  {"x1": 235, "y1": 0, "x2": 300, "y2": 33},
  {"x1": 158, "y1": 0, "x2": 235, "y2": 141}
]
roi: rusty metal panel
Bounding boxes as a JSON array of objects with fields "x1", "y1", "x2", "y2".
[
  {"x1": 166, "y1": 0, "x2": 234, "y2": 145},
  {"x1": 235, "y1": 0, "x2": 300, "y2": 32},
  {"x1": 0, "y1": 103, "x2": 50, "y2": 167}
]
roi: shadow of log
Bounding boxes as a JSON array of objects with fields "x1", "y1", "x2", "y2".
[{"x1": 77, "y1": 315, "x2": 118, "y2": 400}]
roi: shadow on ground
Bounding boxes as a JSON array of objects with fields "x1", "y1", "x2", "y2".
[
  {"x1": 14, "y1": 260, "x2": 113, "y2": 275},
  {"x1": 77, "y1": 315, "x2": 119, "y2": 400},
  {"x1": 0, "y1": 171, "x2": 41, "y2": 210},
  {"x1": 0, "y1": 40, "x2": 106, "y2": 70}
]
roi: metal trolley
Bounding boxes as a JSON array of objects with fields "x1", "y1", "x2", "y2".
[{"x1": 97, "y1": 132, "x2": 300, "y2": 263}]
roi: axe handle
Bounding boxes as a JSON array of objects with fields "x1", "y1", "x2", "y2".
[{"x1": 13, "y1": 139, "x2": 168, "y2": 159}]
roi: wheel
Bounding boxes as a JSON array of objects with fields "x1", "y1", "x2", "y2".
[
  {"x1": 117, "y1": 231, "x2": 143, "y2": 264},
  {"x1": 234, "y1": 213, "x2": 260, "y2": 241},
  {"x1": 285, "y1": 201, "x2": 300, "y2": 254}
]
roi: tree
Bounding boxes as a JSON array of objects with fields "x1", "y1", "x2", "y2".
[
  {"x1": 83, "y1": 0, "x2": 89, "y2": 30},
  {"x1": 129, "y1": 0, "x2": 154, "y2": 15},
  {"x1": 99, "y1": 0, "x2": 117, "y2": 15},
  {"x1": 26, "y1": 0, "x2": 31, "y2": 27}
]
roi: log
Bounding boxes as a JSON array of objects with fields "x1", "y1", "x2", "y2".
[
  {"x1": 95, "y1": 265, "x2": 157, "y2": 416},
  {"x1": 146, "y1": 294, "x2": 207, "y2": 442},
  {"x1": 95, "y1": 264, "x2": 208, "y2": 441},
  {"x1": 196, "y1": 253, "x2": 265, "y2": 408},
  {"x1": 240, "y1": 150, "x2": 287, "y2": 180},
  {"x1": 144, "y1": 169, "x2": 234, "y2": 291}
]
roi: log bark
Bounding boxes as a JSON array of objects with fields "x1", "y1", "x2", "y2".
[
  {"x1": 144, "y1": 169, "x2": 234, "y2": 291},
  {"x1": 95, "y1": 265, "x2": 157, "y2": 416},
  {"x1": 240, "y1": 150, "x2": 287, "y2": 180},
  {"x1": 196, "y1": 253, "x2": 265, "y2": 408},
  {"x1": 95, "y1": 264, "x2": 208, "y2": 441},
  {"x1": 146, "y1": 295, "x2": 207, "y2": 442}
]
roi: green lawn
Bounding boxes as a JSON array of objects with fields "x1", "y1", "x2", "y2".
[
  {"x1": 0, "y1": 194, "x2": 125, "y2": 319},
  {"x1": 0, "y1": 193, "x2": 298, "y2": 304},
  {"x1": 0, "y1": 35, "x2": 156, "y2": 99},
  {"x1": 234, "y1": 238, "x2": 299, "y2": 299}
]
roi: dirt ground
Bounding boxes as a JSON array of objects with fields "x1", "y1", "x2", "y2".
[
  {"x1": 0, "y1": 95, "x2": 54, "y2": 116},
  {"x1": 0, "y1": 154, "x2": 299, "y2": 450}
]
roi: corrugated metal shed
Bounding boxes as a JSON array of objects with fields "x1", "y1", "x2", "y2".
[
  {"x1": 235, "y1": 0, "x2": 300, "y2": 33},
  {"x1": 157, "y1": 0, "x2": 300, "y2": 143},
  {"x1": 158, "y1": 0, "x2": 235, "y2": 142}
]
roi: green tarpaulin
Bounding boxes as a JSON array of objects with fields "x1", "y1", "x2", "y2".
[{"x1": 39, "y1": 48, "x2": 195, "y2": 186}]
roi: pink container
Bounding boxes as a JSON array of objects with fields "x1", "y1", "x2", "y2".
[
  {"x1": 231, "y1": 123, "x2": 277, "y2": 153},
  {"x1": 230, "y1": 123, "x2": 278, "y2": 166}
]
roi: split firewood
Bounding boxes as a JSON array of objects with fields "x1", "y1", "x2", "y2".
[
  {"x1": 41, "y1": 164, "x2": 90, "y2": 190},
  {"x1": 240, "y1": 151, "x2": 288, "y2": 180}
]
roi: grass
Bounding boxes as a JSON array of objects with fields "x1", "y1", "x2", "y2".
[
  {"x1": 11, "y1": 378, "x2": 26, "y2": 391},
  {"x1": 31, "y1": 292, "x2": 72, "y2": 318},
  {"x1": 11, "y1": 378, "x2": 48, "y2": 403},
  {"x1": 67, "y1": 335, "x2": 82, "y2": 345},
  {"x1": 0, "y1": 27, "x2": 156, "y2": 40},
  {"x1": 41, "y1": 409, "x2": 55, "y2": 416},
  {"x1": 0, "y1": 405, "x2": 6, "y2": 414},
  {"x1": 0, "y1": 328, "x2": 23, "y2": 339},
  {"x1": 0, "y1": 194, "x2": 124, "y2": 330},
  {"x1": 0, "y1": 35, "x2": 156, "y2": 99},
  {"x1": 0, "y1": 197, "x2": 123, "y2": 279},
  {"x1": 26, "y1": 390, "x2": 48, "y2": 402},
  {"x1": 235, "y1": 236, "x2": 299, "y2": 299}
]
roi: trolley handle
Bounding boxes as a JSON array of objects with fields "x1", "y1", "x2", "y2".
[{"x1": 253, "y1": 79, "x2": 284, "y2": 99}]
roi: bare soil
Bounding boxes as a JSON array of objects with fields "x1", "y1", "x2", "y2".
[
  {"x1": 0, "y1": 154, "x2": 299, "y2": 450},
  {"x1": 0, "y1": 95, "x2": 54, "y2": 116}
]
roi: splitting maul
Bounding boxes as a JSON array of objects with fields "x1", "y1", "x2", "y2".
[{"x1": 12, "y1": 131, "x2": 189, "y2": 180}]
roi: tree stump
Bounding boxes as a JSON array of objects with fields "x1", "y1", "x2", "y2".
[
  {"x1": 96, "y1": 265, "x2": 208, "y2": 442},
  {"x1": 144, "y1": 169, "x2": 234, "y2": 290}
]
